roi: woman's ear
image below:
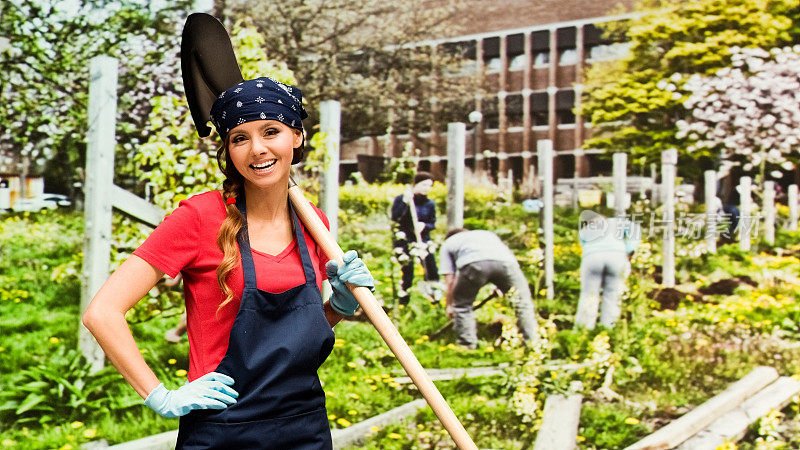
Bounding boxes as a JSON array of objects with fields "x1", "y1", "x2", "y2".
[{"x1": 292, "y1": 128, "x2": 304, "y2": 149}]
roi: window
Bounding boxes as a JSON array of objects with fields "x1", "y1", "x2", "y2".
[
  {"x1": 533, "y1": 51, "x2": 550, "y2": 67},
  {"x1": 506, "y1": 94, "x2": 523, "y2": 127},
  {"x1": 557, "y1": 110, "x2": 576, "y2": 125},
  {"x1": 509, "y1": 54, "x2": 527, "y2": 71},
  {"x1": 587, "y1": 43, "x2": 631, "y2": 62},
  {"x1": 485, "y1": 57, "x2": 502, "y2": 73},
  {"x1": 558, "y1": 49, "x2": 577, "y2": 66},
  {"x1": 533, "y1": 111, "x2": 549, "y2": 127}
]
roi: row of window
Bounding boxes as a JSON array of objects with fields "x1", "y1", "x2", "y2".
[{"x1": 484, "y1": 42, "x2": 630, "y2": 72}]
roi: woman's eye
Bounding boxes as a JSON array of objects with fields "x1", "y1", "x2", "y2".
[
  {"x1": 264, "y1": 128, "x2": 279, "y2": 136},
  {"x1": 232, "y1": 135, "x2": 246, "y2": 143}
]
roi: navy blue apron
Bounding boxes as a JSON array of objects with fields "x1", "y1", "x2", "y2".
[{"x1": 176, "y1": 197, "x2": 335, "y2": 449}]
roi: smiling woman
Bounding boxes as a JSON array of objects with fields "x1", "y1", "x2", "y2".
[{"x1": 82, "y1": 71, "x2": 376, "y2": 448}]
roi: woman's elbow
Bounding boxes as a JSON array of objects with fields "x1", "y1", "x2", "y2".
[{"x1": 82, "y1": 300, "x2": 114, "y2": 334}]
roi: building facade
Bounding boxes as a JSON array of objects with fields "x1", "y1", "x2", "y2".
[{"x1": 339, "y1": 0, "x2": 639, "y2": 184}]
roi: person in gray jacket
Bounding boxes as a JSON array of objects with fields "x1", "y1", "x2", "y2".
[
  {"x1": 439, "y1": 228, "x2": 538, "y2": 348},
  {"x1": 575, "y1": 211, "x2": 640, "y2": 329}
]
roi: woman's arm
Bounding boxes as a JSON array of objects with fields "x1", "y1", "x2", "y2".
[
  {"x1": 82, "y1": 255, "x2": 166, "y2": 399},
  {"x1": 323, "y1": 300, "x2": 344, "y2": 328}
]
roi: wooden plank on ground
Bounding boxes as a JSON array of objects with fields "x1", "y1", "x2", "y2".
[
  {"x1": 106, "y1": 429, "x2": 176, "y2": 449},
  {"x1": 105, "y1": 399, "x2": 428, "y2": 450},
  {"x1": 625, "y1": 366, "x2": 779, "y2": 450},
  {"x1": 533, "y1": 394, "x2": 583, "y2": 450},
  {"x1": 332, "y1": 398, "x2": 427, "y2": 448},
  {"x1": 676, "y1": 376, "x2": 800, "y2": 449}
]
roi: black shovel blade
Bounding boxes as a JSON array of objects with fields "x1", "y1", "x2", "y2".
[{"x1": 180, "y1": 13, "x2": 244, "y2": 137}]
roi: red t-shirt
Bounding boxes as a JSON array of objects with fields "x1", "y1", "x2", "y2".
[{"x1": 133, "y1": 191, "x2": 330, "y2": 381}]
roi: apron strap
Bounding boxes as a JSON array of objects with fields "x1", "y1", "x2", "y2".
[
  {"x1": 235, "y1": 194, "x2": 318, "y2": 289},
  {"x1": 289, "y1": 203, "x2": 318, "y2": 286},
  {"x1": 235, "y1": 195, "x2": 258, "y2": 290}
]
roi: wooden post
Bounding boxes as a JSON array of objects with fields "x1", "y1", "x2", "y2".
[
  {"x1": 661, "y1": 149, "x2": 677, "y2": 288},
  {"x1": 80, "y1": 56, "x2": 118, "y2": 371},
  {"x1": 538, "y1": 140, "x2": 554, "y2": 299},
  {"x1": 764, "y1": 181, "x2": 775, "y2": 245},
  {"x1": 739, "y1": 176, "x2": 752, "y2": 252},
  {"x1": 789, "y1": 184, "x2": 798, "y2": 231},
  {"x1": 319, "y1": 100, "x2": 341, "y2": 240},
  {"x1": 705, "y1": 170, "x2": 717, "y2": 254},
  {"x1": 534, "y1": 394, "x2": 583, "y2": 450},
  {"x1": 650, "y1": 162, "x2": 658, "y2": 207},
  {"x1": 613, "y1": 152, "x2": 627, "y2": 218},
  {"x1": 446, "y1": 122, "x2": 466, "y2": 230}
]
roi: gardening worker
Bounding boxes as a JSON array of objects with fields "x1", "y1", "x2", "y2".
[
  {"x1": 83, "y1": 66, "x2": 375, "y2": 447},
  {"x1": 575, "y1": 210, "x2": 639, "y2": 329},
  {"x1": 391, "y1": 171, "x2": 440, "y2": 305},
  {"x1": 439, "y1": 228, "x2": 538, "y2": 349}
]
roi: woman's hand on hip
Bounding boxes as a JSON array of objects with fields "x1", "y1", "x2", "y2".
[{"x1": 144, "y1": 372, "x2": 238, "y2": 418}]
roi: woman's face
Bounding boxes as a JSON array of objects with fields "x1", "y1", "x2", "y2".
[
  {"x1": 227, "y1": 120, "x2": 302, "y2": 190},
  {"x1": 413, "y1": 179, "x2": 433, "y2": 195}
]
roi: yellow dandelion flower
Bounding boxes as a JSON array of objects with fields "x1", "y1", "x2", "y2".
[
  {"x1": 336, "y1": 418, "x2": 351, "y2": 427},
  {"x1": 70, "y1": 421, "x2": 83, "y2": 429},
  {"x1": 83, "y1": 429, "x2": 97, "y2": 438},
  {"x1": 370, "y1": 386, "x2": 378, "y2": 390},
  {"x1": 625, "y1": 417, "x2": 640, "y2": 425},
  {"x1": 486, "y1": 346, "x2": 495, "y2": 352},
  {"x1": 348, "y1": 410, "x2": 357, "y2": 416},
  {"x1": 388, "y1": 433, "x2": 402, "y2": 439},
  {"x1": 59, "y1": 445, "x2": 73, "y2": 450},
  {"x1": 370, "y1": 426, "x2": 379, "y2": 432},
  {"x1": 328, "y1": 414, "x2": 336, "y2": 420},
  {"x1": 49, "y1": 337, "x2": 59, "y2": 344},
  {"x1": 175, "y1": 369, "x2": 187, "y2": 377},
  {"x1": 168, "y1": 359, "x2": 177, "y2": 365},
  {"x1": 349, "y1": 376, "x2": 358, "y2": 382},
  {"x1": 346, "y1": 362, "x2": 358, "y2": 368}
]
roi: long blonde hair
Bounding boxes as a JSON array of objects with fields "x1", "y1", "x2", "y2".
[{"x1": 215, "y1": 140, "x2": 245, "y2": 312}]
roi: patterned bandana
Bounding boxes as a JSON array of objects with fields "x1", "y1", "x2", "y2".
[{"x1": 209, "y1": 76, "x2": 308, "y2": 140}]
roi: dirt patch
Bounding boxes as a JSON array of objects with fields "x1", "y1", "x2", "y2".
[
  {"x1": 698, "y1": 279, "x2": 740, "y2": 296},
  {"x1": 649, "y1": 287, "x2": 704, "y2": 310},
  {"x1": 697, "y1": 276, "x2": 757, "y2": 295}
]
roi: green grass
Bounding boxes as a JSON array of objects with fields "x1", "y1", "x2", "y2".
[{"x1": 2, "y1": 187, "x2": 800, "y2": 449}]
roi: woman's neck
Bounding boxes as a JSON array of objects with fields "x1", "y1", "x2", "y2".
[{"x1": 242, "y1": 182, "x2": 290, "y2": 224}]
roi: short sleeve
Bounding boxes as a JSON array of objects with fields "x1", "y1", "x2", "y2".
[
  {"x1": 133, "y1": 199, "x2": 201, "y2": 278},
  {"x1": 439, "y1": 240, "x2": 455, "y2": 275}
]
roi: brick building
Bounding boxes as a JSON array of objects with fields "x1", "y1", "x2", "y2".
[{"x1": 339, "y1": 0, "x2": 639, "y2": 183}]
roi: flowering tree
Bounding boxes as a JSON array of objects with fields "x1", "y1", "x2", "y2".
[
  {"x1": 677, "y1": 46, "x2": 800, "y2": 182},
  {"x1": 0, "y1": 0, "x2": 193, "y2": 195},
  {"x1": 581, "y1": 0, "x2": 798, "y2": 173}
]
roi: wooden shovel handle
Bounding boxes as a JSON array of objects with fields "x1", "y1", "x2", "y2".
[{"x1": 288, "y1": 184, "x2": 477, "y2": 450}]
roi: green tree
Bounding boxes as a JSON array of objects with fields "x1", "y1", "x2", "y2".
[
  {"x1": 580, "y1": 0, "x2": 798, "y2": 175},
  {"x1": 0, "y1": 0, "x2": 193, "y2": 195}
]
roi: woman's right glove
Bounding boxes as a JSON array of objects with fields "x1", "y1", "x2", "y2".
[
  {"x1": 144, "y1": 372, "x2": 238, "y2": 418},
  {"x1": 326, "y1": 250, "x2": 375, "y2": 316}
]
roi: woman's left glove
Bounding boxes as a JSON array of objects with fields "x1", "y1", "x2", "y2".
[{"x1": 326, "y1": 250, "x2": 375, "y2": 316}]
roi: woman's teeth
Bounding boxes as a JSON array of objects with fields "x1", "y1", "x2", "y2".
[{"x1": 250, "y1": 160, "x2": 277, "y2": 171}]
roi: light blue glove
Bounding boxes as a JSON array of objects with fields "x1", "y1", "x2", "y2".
[
  {"x1": 144, "y1": 372, "x2": 238, "y2": 418},
  {"x1": 326, "y1": 250, "x2": 375, "y2": 316}
]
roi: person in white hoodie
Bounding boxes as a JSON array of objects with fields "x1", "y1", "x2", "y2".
[{"x1": 574, "y1": 210, "x2": 640, "y2": 329}]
